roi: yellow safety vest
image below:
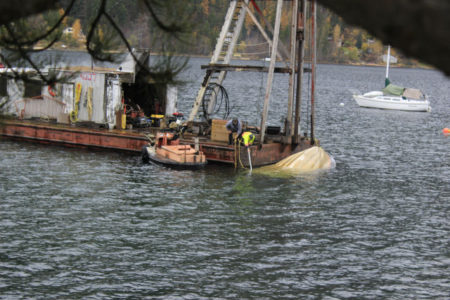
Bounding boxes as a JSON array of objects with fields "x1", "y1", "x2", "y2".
[{"x1": 241, "y1": 132, "x2": 255, "y2": 147}]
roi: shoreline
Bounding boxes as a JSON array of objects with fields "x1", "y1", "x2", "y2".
[
  {"x1": 42, "y1": 47, "x2": 435, "y2": 72},
  {"x1": 152, "y1": 52, "x2": 434, "y2": 71}
]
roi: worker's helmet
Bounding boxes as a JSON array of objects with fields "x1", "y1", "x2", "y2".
[{"x1": 232, "y1": 118, "x2": 238, "y2": 125}]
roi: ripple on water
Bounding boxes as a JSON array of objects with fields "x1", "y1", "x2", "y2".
[{"x1": 1, "y1": 64, "x2": 449, "y2": 299}]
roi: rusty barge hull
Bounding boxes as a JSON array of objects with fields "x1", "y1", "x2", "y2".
[
  {"x1": 196, "y1": 140, "x2": 312, "y2": 167},
  {"x1": 1, "y1": 120, "x2": 313, "y2": 167},
  {"x1": 1, "y1": 120, "x2": 149, "y2": 153}
]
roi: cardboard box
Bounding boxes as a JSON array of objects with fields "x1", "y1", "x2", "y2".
[{"x1": 211, "y1": 119, "x2": 229, "y2": 142}]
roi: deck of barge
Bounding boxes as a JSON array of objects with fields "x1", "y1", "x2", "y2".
[{"x1": 1, "y1": 119, "x2": 151, "y2": 153}]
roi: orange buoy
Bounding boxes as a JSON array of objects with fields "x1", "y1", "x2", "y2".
[{"x1": 443, "y1": 128, "x2": 450, "y2": 135}]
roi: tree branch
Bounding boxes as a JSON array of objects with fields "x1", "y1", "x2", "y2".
[
  {"x1": 0, "y1": 0, "x2": 58, "y2": 26},
  {"x1": 0, "y1": 0, "x2": 76, "y2": 47}
]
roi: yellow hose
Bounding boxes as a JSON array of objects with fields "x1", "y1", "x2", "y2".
[
  {"x1": 70, "y1": 83, "x2": 82, "y2": 123},
  {"x1": 87, "y1": 86, "x2": 93, "y2": 121}
]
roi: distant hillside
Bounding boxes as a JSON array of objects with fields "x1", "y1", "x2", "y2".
[{"x1": 55, "y1": 0, "x2": 426, "y2": 68}]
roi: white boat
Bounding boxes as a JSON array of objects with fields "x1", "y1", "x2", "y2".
[
  {"x1": 353, "y1": 89, "x2": 431, "y2": 112},
  {"x1": 353, "y1": 46, "x2": 431, "y2": 112}
]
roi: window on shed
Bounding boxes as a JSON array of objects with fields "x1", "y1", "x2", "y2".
[
  {"x1": 24, "y1": 80, "x2": 42, "y2": 98},
  {"x1": 0, "y1": 77, "x2": 7, "y2": 96}
]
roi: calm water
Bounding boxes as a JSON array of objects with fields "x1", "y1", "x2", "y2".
[{"x1": 1, "y1": 59, "x2": 449, "y2": 299}]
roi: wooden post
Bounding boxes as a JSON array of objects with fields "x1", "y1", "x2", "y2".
[{"x1": 259, "y1": 0, "x2": 283, "y2": 145}]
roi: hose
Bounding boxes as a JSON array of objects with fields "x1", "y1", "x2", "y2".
[
  {"x1": 201, "y1": 83, "x2": 232, "y2": 120},
  {"x1": 247, "y1": 147, "x2": 253, "y2": 173}
]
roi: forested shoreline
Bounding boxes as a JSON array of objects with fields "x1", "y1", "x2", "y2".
[{"x1": 51, "y1": 1, "x2": 427, "y2": 68}]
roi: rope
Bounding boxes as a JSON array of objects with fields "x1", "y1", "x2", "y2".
[
  {"x1": 238, "y1": 141, "x2": 245, "y2": 168},
  {"x1": 233, "y1": 136, "x2": 247, "y2": 170}
]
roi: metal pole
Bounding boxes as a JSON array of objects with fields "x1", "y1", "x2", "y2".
[
  {"x1": 385, "y1": 45, "x2": 391, "y2": 86},
  {"x1": 286, "y1": 0, "x2": 299, "y2": 141},
  {"x1": 310, "y1": 0, "x2": 317, "y2": 145},
  {"x1": 293, "y1": 0, "x2": 307, "y2": 143}
]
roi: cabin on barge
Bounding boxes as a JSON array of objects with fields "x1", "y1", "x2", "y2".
[
  {"x1": 0, "y1": 49, "x2": 177, "y2": 130},
  {"x1": 0, "y1": 49, "x2": 179, "y2": 152}
]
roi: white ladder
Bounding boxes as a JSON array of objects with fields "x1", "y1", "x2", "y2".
[{"x1": 188, "y1": 0, "x2": 248, "y2": 121}]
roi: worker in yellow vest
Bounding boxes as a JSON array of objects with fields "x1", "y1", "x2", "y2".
[{"x1": 240, "y1": 131, "x2": 255, "y2": 147}]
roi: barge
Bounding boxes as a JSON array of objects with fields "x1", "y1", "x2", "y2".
[
  {"x1": 1, "y1": 119, "x2": 313, "y2": 168},
  {"x1": 1, "y1": 0, "x2": 319, "y2": 169}
]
